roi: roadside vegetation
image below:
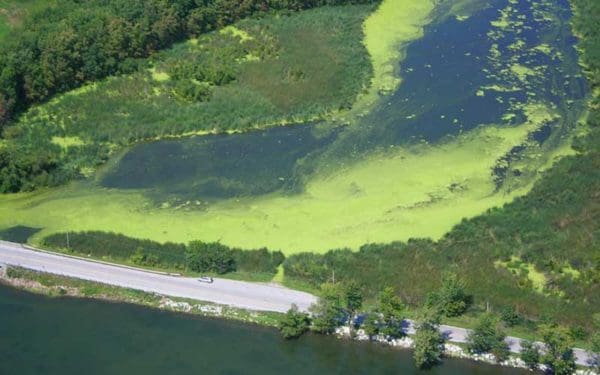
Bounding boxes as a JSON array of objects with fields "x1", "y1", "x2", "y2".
[
  {"x1": 42, "y1": 231, "x2": 284, "y2": 278},
  {"x1": 412, "y1": 308, "x2": 445, "y2": 369},
  {"x1": 277, "y1": 304, "x2": 310, "y2": 339},
  {"x1": 466, "y1": 313, "x2": 510, "y2": 362},
  {"x1": 277, "y1": 282, "x2": 582, "y2": 373}
]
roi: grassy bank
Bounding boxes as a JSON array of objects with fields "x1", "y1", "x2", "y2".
[
  {"x1": 16, "y1": 5, "x2": 374, "y2": 144},
  {"x1": 1, "y1": 266, "x2": 283, "y2": 327}
]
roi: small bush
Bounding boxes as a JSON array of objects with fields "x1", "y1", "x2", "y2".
[{"x1": 278, "y1": 304, "x2": 311, "y2": 339}]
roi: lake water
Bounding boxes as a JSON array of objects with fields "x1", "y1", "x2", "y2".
[{"x1": 0, "y1": 285, "x2": 528, "y2": 375}]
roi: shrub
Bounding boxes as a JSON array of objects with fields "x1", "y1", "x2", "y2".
[
  {"x1": 540, "y1": 324, "x2": 576, "y2": 375},
  {"x1": 519, "y1": 340, "x2": 540, "y2": 370},
  {"x1": 43, "y1": 231, "x2": 285, "y2": 276},
  {"x1": 186, "y1": 241, "x2": 236, "y2": 274},
  {"x1": 413, "y1": 308, "x2": 445, "y2": 369},
  {"x1": 500, "y1": 306, "x2": 522, "y2": 327},
  {"x1": 173, "y1": 80, "x2": 212, "y2": 102},
  {"x1": 466, "y1": 313, "x2": 509, "y2": 361},
  {"x1": 426, "y1": 273, "x2": 472, "y2": 318},
  {"x1": 278, "y1": 304, "x2": 311, "y2": 339}
]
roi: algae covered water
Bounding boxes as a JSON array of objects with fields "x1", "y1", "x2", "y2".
[
  {"x1": 103, "y1": 0, "x2": 587, "y2": 200},
  {"x1": 0, "y1": 285, "x2": 528, "y2": 375},
  {"x1": 0, "y1": 0, "x2": 591, "y2": 252}
]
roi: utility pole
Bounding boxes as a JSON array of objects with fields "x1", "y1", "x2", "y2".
[{"x1": 66, "y1": 231, "x2": 70, "y2": 250}]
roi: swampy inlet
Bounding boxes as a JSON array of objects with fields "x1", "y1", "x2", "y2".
[{"x1": 0, "y1": 0, "x2": 589, "y2": 254}]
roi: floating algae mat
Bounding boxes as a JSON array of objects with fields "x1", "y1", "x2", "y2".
[{"x1": 0, "y1": 0, "x2": 589, "y2": 254}]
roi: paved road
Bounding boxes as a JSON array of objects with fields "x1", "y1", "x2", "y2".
[
  {"x1": 0, "y1": 240, "x2": 317, "y2": 313},
  {"x1": 0, "y1": 240, "x2": 594, "y2": 366}
]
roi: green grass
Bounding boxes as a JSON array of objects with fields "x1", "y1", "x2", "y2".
[{"x1": 5, "y1": 266, "x2": 161, "y2": 303}]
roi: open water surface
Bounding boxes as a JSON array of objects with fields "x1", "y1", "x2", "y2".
[{"x1": 0, "y1": 285, "x2": 529, "y2": 375}]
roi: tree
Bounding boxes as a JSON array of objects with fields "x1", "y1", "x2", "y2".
[
  {"x1": 540, "y1": 324, "x2": 576, "y2": 375},
  {"x1": 309, "y1": 283, "x2": 345, "y2": 334},
  {"x1": 361, "y1": 313, "x2": 380, "y2": 339},
  {"x1": 413, "y1": 308, "x2": 445, "y2": 369},
  {"x1": 186, "y1": 7, "x2": 218, "y2": 35},
  {"x1": 519, "y1": 340, "x2": 540, "y2": 370},
  {"x1": 343, "y1": 281, "x2": 363, "y2": 327},
  {"x1": 490, "y1": 337, "x2": 511, "y2": 362},
  {"x1": 278, "y1": 304, "x2": 311, "y2": 339},
  {"x1": 377, "y1": 287, "x2": 405, "y2": 338},
  {"x1": 426, "y1": 273, "x2": 472, "y2": 318},
  {"x1": 0, "y1": 95, "x2": 11, "y2": 125},
  {"x1": 466, "y1": 313, "x2": 510, "y2": 361},
  {"x1": 185, "y1": 241, "x2": 236, "y2": 274}
]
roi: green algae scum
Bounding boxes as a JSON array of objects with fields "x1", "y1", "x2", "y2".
[
  {"x1": 0, "y1": 284, "x2": 529, "y2": 375},
  {"x1": 0, "y1": 0, "x2": 590, "y2": 254}
]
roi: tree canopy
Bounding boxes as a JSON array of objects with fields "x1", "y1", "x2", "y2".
[
  {"x1": 413, "y1": 308, "x2": 445, "y2": 369},
  {"x1": 466, "y1": 313, "x2": 510, "y2": 362}
]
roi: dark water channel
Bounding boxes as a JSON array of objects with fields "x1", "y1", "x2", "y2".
[
  {"x1": 102, "y1": 124, "x2": 339, "y2": 200},
  {"x1": 0, "y1": 285, "x2": 529, "y2": 375},
  {"x1": 101, "y1": 0, "x2": 588, "y2": 201}
]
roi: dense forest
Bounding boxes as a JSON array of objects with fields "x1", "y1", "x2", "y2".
[{"x1": 283, "y1": 0, "x2": 600, "y2": 331}]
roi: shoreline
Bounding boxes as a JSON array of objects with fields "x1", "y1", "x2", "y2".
[
  {"x1": 334, "y1": 326, "x2": 597, "y2": 375},
  {"x1": 1, "y1": 266, "x2": 596, "y2": 374},
  {"x1": 0, "y1": 266, "x2": 283, "y2": 327}
]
